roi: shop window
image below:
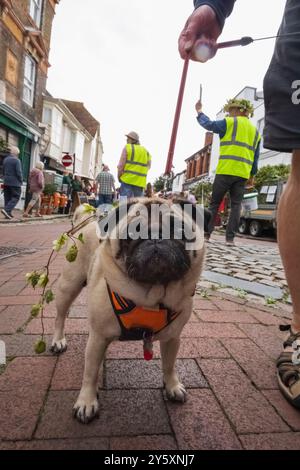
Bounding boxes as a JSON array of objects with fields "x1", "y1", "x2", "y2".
[
  {"x1": 23, "y1": 55, "x2": 36, "y2": 107},
  {"x1": 30, "y1": 0, "x2": 43, "y2": 28}
]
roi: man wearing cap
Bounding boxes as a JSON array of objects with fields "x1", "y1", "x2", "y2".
[
  {"x1": 118, "y1": 131, "x2": 152, "y2": 198},
  {"x1": 195, "y1": 98, "x2": 261, "y2": 246}
]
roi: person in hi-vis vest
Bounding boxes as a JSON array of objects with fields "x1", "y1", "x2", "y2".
[
  {"x1": 118, "y1": 131, "x2": 152, "y2": 198},
  {"x1": 196, "y1": 98, "x2": 261, "y2": 246}
]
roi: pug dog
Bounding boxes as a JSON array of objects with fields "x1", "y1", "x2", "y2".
[{"x1": 51, "y1": 197, "x2": 208, "y2": 424}]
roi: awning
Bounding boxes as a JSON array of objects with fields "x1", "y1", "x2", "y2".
[
  {"x1": 44, "y1": 156, "x2": 65, "y2": 172},
  {"x1": 0, "y1": 102, "x2": 41, "y2": 140}
]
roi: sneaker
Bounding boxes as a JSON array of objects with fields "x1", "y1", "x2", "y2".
[
  {"x1": 226, "y1": 240, "x2": 235, "y2": 247},
  {"x1": 1, "y1": 209, "x2": 13, "y2": 220}
]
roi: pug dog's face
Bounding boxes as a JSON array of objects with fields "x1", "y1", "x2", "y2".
[{"x1": 98, "y1": 198, "x2": 207, "y2": 286}]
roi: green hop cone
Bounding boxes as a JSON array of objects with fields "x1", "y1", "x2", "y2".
[
  {"x1": 31, "y1": 303, "x2": 42, "y2": 318},
  {"x1": 44, "y1": 289, "x2": 55, "y2": 304},
  {"x1": 53, "y1": 233, "x2": 68, "y2": 252},
  {"x1": 38, "y1": 274, "x2": 49, "y2": 288},
  {"x1": 66, "y1": 244, "x2": 78, "y2": 263},
  {"x1": 34, "y1": 340, "x2": 46, "y2": 354},
  {"x1": 78, "y1": 233, "x2": 84, "y2": 244},
  {"x1": 26, "y1": 271, "x2": 41, "y2": 289},
  {"x1": 82, "y1": 203, "x2": 96, "y2": 214}
]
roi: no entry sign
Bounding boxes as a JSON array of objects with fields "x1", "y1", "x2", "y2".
[{"x1": 62, "y1": 154, "x2": 73, "y2": 167}]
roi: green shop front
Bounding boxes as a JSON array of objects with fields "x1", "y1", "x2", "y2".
[{"x1": 0, "y1": 103, "x2": 41, "y2": 209}]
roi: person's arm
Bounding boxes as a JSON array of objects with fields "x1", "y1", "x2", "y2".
[
  {"x1": 195, "y1": 102, "x2": 226, "y2": 137},
  {"x1": 194, "y1": 1, "x2": 236, "y2": 30},
  {"x1": 16, "y1": 159, "x2": 23, "y2": 185},
  {"x1": 117, "y1": 147, "x2": 127, "y2": 180},
  {"x1": 250, "y1": 140, "x2": 261, "y2": 177}
]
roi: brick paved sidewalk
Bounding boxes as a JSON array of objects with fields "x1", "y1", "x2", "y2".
[{"x1": 0, "y1": 222, "x2": 299, "y2": 450}]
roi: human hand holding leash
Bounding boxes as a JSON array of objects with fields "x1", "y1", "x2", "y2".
[{"x1": 178, "y1": 5, "x2": 221, "y2": 62}]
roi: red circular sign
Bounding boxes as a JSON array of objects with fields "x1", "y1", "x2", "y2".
[{"x1": 62, "y1": 154, "x2": 73, "y2": 167}]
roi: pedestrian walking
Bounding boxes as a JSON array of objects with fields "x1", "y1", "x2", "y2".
[
  {"x1": 23, "y1": 162, "x2": 45, "y2": 218},
  {"x1": 96, "y1": 164, "x2": 115, "y2": 212},
  {"x1": 118, "y1": 131, "x2": 152, "y2": 199},
  {"x1": 196, "y1": 98, "x2": 261, "y2": 246},
  {"x1": 1, "y1": 146, "x2": 23, "y2": 219}
]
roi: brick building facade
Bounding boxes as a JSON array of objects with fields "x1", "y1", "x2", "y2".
[
  {"x1": 184, "y1": 132, "x2": 213, "y2": 189},
  {"x1": 0, "y1": 0, "x2": 59, "y2": 207}
]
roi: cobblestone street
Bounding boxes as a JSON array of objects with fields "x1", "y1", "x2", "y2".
[{"x1": 0, "y1": 221, "x2": 299, "y2": 450}]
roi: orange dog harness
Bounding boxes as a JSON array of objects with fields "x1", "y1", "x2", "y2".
[{"x1": 107, "y1": 283, "x2": 181, "y2": 342}]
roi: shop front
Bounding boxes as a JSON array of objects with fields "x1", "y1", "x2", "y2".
[{"x1": 0, "y1": 104, "x2": 41, "y2": 210}]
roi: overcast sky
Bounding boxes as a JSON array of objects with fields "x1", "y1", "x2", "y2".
[{"x1": 47, "y1": 0, "x2": 286, "y2": 183}]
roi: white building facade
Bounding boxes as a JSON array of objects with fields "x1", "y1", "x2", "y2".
[{"x1": 42, "y1": 96, "x2": 103, "y2": 179}]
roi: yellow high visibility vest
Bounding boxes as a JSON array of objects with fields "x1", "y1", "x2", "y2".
[
  {"x1": 120, "y1": 144, "x2": 151, "y2": 189},
  {"x1": 216, "y1": 117, "x2": 261, "y2": 179}
]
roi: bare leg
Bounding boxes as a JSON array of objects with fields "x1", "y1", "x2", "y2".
[
  {"x1": 160, "y1": 338, "x2": 186, "y2": 402},
  {"x1": 73, "y1": 333, "x2": 109, "y2": 423},
  {"x1": 276, "y1": 151, "x2": 300, "y2": 407},
  {"x1": 51, "y1": 273, "x2": 85, "y2": 354},
  {"x1": 278, "y1": 151, "x2": 300, "y2": 331}
]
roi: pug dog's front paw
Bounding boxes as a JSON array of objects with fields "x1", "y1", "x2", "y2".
[
  {"x1": 165, "y1": 382, "x2": 187, "y2": 403},
  {"x1": 50, "y1": 337, "x2": 67, "y2": 355},
  {"x1": 73, "y1": 396, "x2": 99, "y2": 424}
]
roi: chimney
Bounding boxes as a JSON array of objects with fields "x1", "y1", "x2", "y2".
[{"x1": 204, "y1": 132, "x2": 213, "y2": 148}]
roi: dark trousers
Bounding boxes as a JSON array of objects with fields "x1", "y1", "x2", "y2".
[
  {"x1": 3, "y1": 186, "x2": 21, "y2": 214},
  {"x1": 208, "y1": 174, "x2": 247, "y2": 241}
]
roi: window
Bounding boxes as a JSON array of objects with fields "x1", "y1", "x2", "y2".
[
  {"x1": 43, "y1": 107, "x2": 52, "y2": 125},
  {"x1": 23, "y1": 55, "x2": 36, "y2": 106},
  {"x1": 52, "y1": 108, "x2": 63, "y2": 147},
  {"x1": 30, "y1": 0, "x2": 43, "y2": 28}
]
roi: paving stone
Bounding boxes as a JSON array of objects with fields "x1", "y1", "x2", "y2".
[
  {"x1": 105, "y1": 359, "x2": 208, "y2": 389},
  {"x1": 25, "y1": 318, "x2": 88, "y2": 335},
  {"x1": 233, "y1": 273, "x2": 257, "y2": 282},
  {"x1": 69, "y1": 306, "x2": 88, "y2": 318},
  {"x1": 0, "y1": 357, "x2": 56, "y2": 440},
  {"x1": 199, "y1": 359, "x2": 288, "y2": 434},
  {"x1": 0, "y1": 334, "x2": 53, "y2": 357},
  {"x1": 246, "y1": 308, "x2": 284, "y2": 326},
  {"x1": 0, "y1": 308, "x2": 30, "y2": 334},
  {"x1": 182, "y1": 323, "x2": 246, "y2": 339},
  {"x1": 240, "y1": 433, "x2": 300, "y2": 450},
  {"x1": 110, "y1": 435, "x2": 177, "y2": 450},
  {"x1": 178, "y1": 338, "x2": 230, "y2": 359},
  {"x1": 212, "y1": 268, "x2": 232, "y2": 275},
  {"x1": 51, "y1": 335, "x2": 88, "y2": 390},
  {"x1": 35, "y1": 390, "x2": 170, "y2": 438},
  {"x1": 0, "y1": 295, "x2": 40, "y2": 306},
  {"x1": 259, "y1": 279, "x2": 283, "y2": 288},
  {"x1": 0, "y1": 281, "x2": 27, "y2": 296},
  {"x1": 212, "y1": 300, "x2": 247, "y2": 311},
  {"x1": 195, "y1": 310, "x2": 257, "y2": 324},
  {"x1": 0, "y1": 438, "x2": 109, "y2": 450},
  {"x1": 262, "y1": 390, "x2": 300, "y2": 431},
  {"x1": 238, "y1": 324, "x2": 284, "y2": 360},
  {"x1": 167, "y1": 389, "x2": 241, "y2": 450},
  {"x1": 193, "y1": 298, "x2": 216, "y2": 310},
  {"x1": 221, "y1": 339, "x2": 278, "y2": 389}
]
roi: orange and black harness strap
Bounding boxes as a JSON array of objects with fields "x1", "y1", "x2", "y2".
[{"x1": 106, "y1": 283, "x2": 181, "y2": 341}]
